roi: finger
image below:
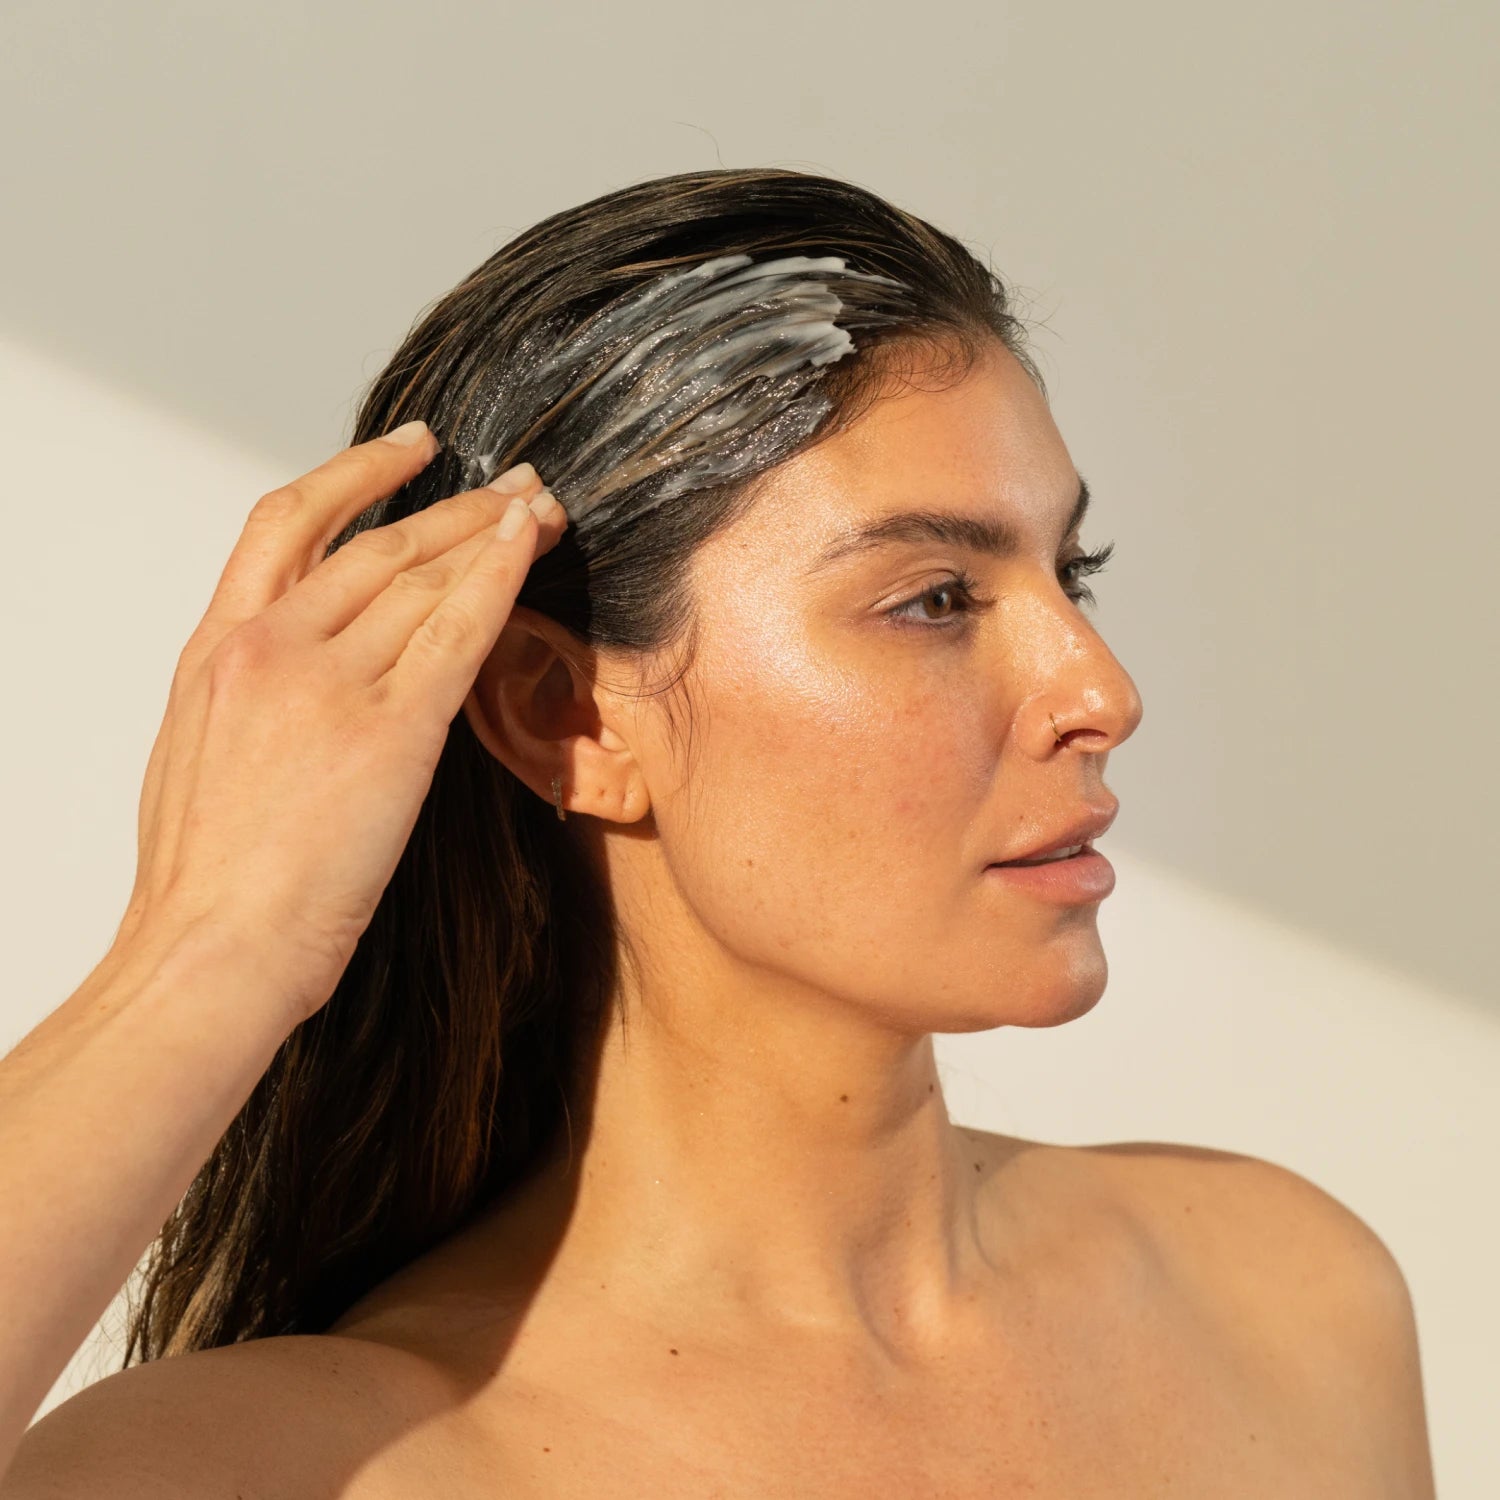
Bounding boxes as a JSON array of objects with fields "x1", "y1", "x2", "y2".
[
  {"x1": 334, "y1": 491, "x2": 565, "y2": 685},
  {"x1": 273, "y1": 469, "x2": 547, "y2": 643},
  {"x1": 202, "y1": 422, "x2": 443, "y2": 637}
]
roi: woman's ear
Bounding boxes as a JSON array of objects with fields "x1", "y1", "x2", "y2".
[{"x1": 461, "y1": 605, "x2": 652, "y2": 826}]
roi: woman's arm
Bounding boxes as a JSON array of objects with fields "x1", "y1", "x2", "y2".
[
  {"x1": 0, "y1": 423, "x2": 565, "y2": 1487},
  {"x1": 0, "y1": 916, "x2": 299, "y2": 1472},
  {"x1": 1312, "y1": 1209, "x2": 1437, "y2": 1499}
]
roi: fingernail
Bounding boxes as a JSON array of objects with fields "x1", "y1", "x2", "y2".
[
  {"x1": 486, "y1": 462, "x2": 539, "y2": 495},
  {"x1": 529, "y1": 488, "x2": 565, "y2": 523},
  {"x1": 383, "y1": 419, "x2": 430, "y2": 447},
  {"x1": 497, "y1": 496, "x2": 531, "y2": 540}
]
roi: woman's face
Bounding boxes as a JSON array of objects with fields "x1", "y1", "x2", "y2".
[{"x1": 619, "y1": 338, "x2": 1144, "y2": 1033}]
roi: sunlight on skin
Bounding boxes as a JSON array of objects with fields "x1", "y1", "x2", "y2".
[{"x1": 459, "y1": 338, "x2": 1144, "y2": 1366}]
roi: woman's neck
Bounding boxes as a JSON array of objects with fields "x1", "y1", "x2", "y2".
[{"x1": 477, "y1": 968, "x2": 1014, "y2": 1368}]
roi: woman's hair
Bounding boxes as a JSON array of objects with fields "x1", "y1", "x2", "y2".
[{"x1": 121, "y1": 167, "x2": 1045, "y2": 1361}]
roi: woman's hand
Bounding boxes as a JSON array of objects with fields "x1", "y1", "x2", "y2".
[
  {"x1": 0, "y1": 422, "x2": 569, "y2": 1470},
  {"x1": 111, "y1": 421, "x2": 565, "y2": 1024}
]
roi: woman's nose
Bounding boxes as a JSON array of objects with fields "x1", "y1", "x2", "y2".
[
  {"x1": 1007, "y1": 586, "x2": 1144, "y2": 756},
  {"x1": 1047, "y1": 620, "x2": 1145, "y2": 753}
]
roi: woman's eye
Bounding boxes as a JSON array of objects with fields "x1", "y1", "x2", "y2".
[
  {"x1": 885, "y1": 573, "x2": 984, "y2": 628},
  {"x1": 1059, "y1": 541, "x2": 1115, "y2": 608},
  {"x1": 884, "y1": 544, "x2": 1115, "y2": 630}
]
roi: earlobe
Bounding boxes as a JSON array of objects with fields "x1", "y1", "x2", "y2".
[
  {"x1": 552, "y1": 761, "x2": 653, "y2": 826},
  {"x1": 615, "y1": 772, "x2": 652, "y2": 825}
]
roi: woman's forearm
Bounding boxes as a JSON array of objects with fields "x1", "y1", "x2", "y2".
[{"x1": 0, "y1": 920, "x2": 299, "y2": 1475}]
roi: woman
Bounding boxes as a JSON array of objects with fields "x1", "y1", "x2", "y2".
[{"x1": 0, "y1": 169, "x2": 1433, "y2": 1495}]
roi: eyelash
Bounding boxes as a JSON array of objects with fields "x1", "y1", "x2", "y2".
[{"x1": 884, "y1": 542, "x2": 1116, "y2": 629}]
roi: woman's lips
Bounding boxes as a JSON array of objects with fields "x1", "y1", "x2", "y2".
[{"x1": 984, "y1": 848, "x2": 1115, "y2": 903}]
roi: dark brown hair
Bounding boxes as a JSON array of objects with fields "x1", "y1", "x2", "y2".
[{"x1": 122, "y1": 166, "x2": 1044, "y2": 1361}]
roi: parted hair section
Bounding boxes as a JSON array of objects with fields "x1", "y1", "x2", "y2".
[{"x1": 121, "y1": 167, "x2": 1045, "y2": 1363}]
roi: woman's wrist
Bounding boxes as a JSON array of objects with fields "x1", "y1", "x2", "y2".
[{"x1": 88, "y1": 901, "x2": 319, "y2": 1042}]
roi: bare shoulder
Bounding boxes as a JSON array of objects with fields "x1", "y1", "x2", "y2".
[
  {"x1": 1064, "y1": 1138, "x2": 1390, "y2": 1269},
  {"x1": 1061, "y1": 1135, "x2": 1436, "y2": 1496},
  {"x1": 1065, "y1": 1137, "x2": 1411, "y2": 1319},
  {"x1": 2, "y1": 1332, "x2": 458, "y2": 1499}
]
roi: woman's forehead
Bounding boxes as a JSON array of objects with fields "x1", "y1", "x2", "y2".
[{"x1": 730, "y1": 345, "x2": 1077, "y2": 544}]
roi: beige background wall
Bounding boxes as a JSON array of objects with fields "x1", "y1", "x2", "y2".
[{"x1": 1, "y1": 0, "x2": 1493, "y2": 1491}]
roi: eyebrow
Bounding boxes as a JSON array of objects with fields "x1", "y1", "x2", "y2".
[{"x1": 803, "y1": 474, "x2": 1092, "y2": 577}]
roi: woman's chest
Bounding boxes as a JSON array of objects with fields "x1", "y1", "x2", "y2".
[
  {"x1": 423, "y1": 1375, "x2": 1351, "y2": 1499},
  {"x1": 334, "y1": 1145, "x2": 1391, "y2": 1498},
  {"x1": 370, "y1": 1293, "x2": 1373, "y2": 1500}
]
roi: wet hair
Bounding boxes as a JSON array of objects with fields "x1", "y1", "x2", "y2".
[{"x1": 122, "y1": 167, "x2": 1045, "y2": 1361}]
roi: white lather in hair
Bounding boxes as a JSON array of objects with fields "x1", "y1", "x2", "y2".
[{"x1": 454, "y1": 253, "x2": 913, "y2": 526}]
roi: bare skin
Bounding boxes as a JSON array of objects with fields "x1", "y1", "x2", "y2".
[
  {"x1": 457, "y1": 340, "x2": 1146, "y2": 1370},
  {"x1": 2, "y1": 344, "x2": 1434, "y2": 1495},
  {"x1": 7, "y1": 1133, "x2": 1430, "y2": 1497},
  {"x1": 309, "y1": 1129, "x2": 1425, "y2": 1499}
]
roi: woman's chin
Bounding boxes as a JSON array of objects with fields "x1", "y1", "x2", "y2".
[{"x1": 923, "y1": 954, "x2": 1109, "y2": 1033}]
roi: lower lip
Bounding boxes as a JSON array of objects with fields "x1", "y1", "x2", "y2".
[{"x1": 984, "y1": 848, "x2": 1115, "y2": 903}]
